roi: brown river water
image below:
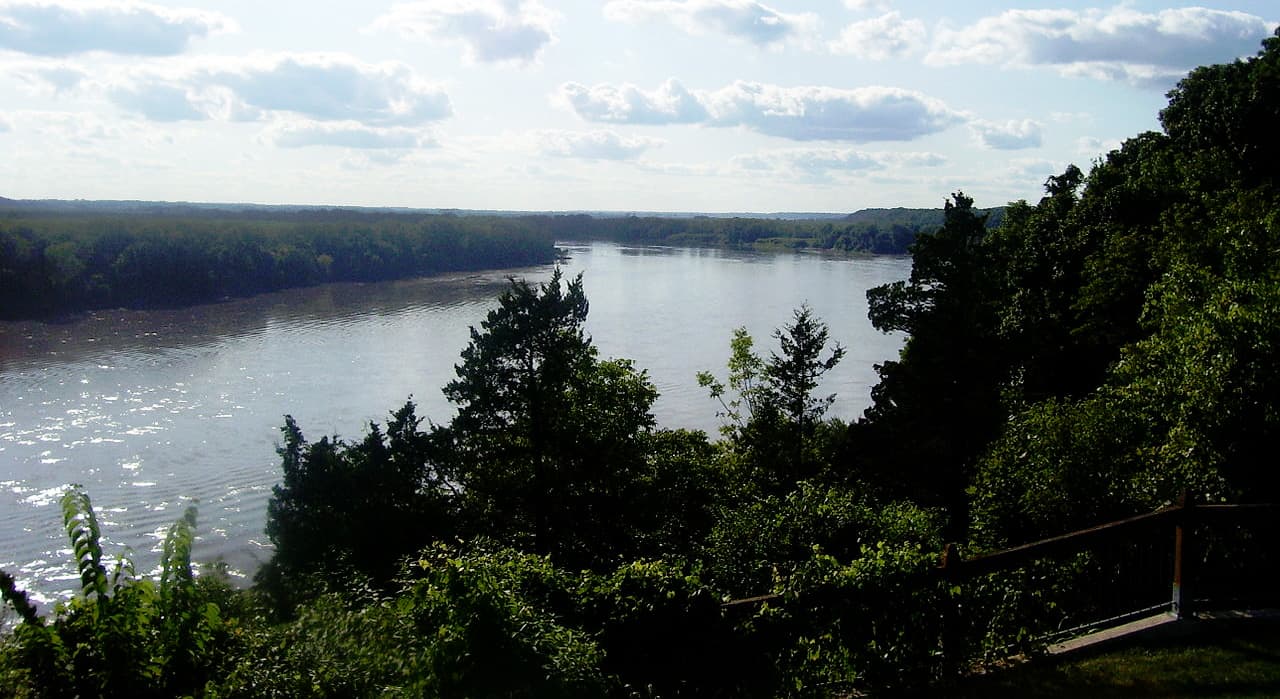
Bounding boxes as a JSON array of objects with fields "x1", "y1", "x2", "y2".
[{"x1": 0, "y1": 242, "x2": 909, "y2": 605}]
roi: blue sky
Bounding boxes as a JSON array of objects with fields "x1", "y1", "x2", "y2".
[{"x1": 1, "y1": 1, "x2": 1275, "y2": 213}]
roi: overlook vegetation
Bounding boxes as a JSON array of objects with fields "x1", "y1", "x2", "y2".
[{"x1": 4, "y1": 28, "x2": 1280, "y2": 698}]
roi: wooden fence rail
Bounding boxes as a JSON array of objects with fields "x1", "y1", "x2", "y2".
[
  {"x1": 725, "y1": 492, "x2": 1280, "y2": 642},
  {"x1": 938, "y1": 494, "x2": 1280, "y2": 625}
]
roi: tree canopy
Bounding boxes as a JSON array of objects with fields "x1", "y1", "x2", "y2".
[
  {"x1": 6, "y1": 28, "x2": 1280, "y2": 698},
  {"x1": 854, "y1": 28, "x2": 1280, "y2": 545}
]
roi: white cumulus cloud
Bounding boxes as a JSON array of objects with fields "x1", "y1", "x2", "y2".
[
  {"x1": 928, "y1": 6, "x2": 1276, "y2": 86},
  {"x1": 31, "y1": 63, "x2": 86, "y2": 90},
  {"x1": 0, "y1": 0, "x2": 235, "y2": 56},
  {"x1": 734, "y1": 149, "x2": 881, "y2": 174},
  {"x1": 558, "y1": 79, "x2": 707, "y2": 124},
  {"x1": 339, "y1": 150, "x2": 418, "y2": 170},
  {"x1": 105, "y1": 54, "x2": 453, "y2": 127},
  {"x1": 970, "y1": 118, "x2": 1043, "y2": 150},
  {"x1": 15, "y1": 109, "x2": 137, "y2": 145},
  {"x1": 890, "y1": 151, "x2": 948, "y2": 167},
  {"x1": 1076, "y1": 135, "x2": 1122, "y2": 157},
  {"x1": 1007, "y1": 158, "x2": 1060, "y2": 180},
  {"x1": 369, "y1": 0, "x2": 557, "y2": 66},
  {"x1": 536, "y1": 129, "x2": 661, "y2": 160},
  {"x1": 560, "y1": 79, "x2": 964, "y2": 142},
  {"x1": 703, "y1": 82, "x2": 963, "y2": 141},
  {"x1": 843, "y1": 0, "x2": 889, "y2": 11},
  {"x1": 108, "y1": 81, "x2": 206, "y2": 121},
  {"x1": 733, "y1": 147, "x2": 945, "y2": 178},
  {"x1": 206, "y1": 55, "x2": 452, "y2": 125},
  {"x1": 829, "y1": 11, "x2": 925, "y2": 59},
  {"x1": 267, "y1": 120, "x2": 437, "y2": 149},
  {"x1": 8, "y1": 61, "x2": 88, "y2": 93},
  {"x1": 603, "y1": 0, "x2": 818, "y2": 49}
]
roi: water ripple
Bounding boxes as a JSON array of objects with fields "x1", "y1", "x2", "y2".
[{"x1": 0, "y1": 246, "x2": 909, "y2": 604}]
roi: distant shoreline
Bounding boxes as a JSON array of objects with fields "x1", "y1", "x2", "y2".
[{"x1": 1, "y1": 202, "x2": 1001, "y2": 320}]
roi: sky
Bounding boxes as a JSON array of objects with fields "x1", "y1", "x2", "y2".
[{"x1": 0, "y1": 1, "x2": 1276, "y2": 213}]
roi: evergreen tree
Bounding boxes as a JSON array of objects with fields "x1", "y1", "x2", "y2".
[
  {"x1": 856, "y1": 194, "x2": 1004, "y2": 537},
  {"x1": 701, "y1": 306, "x2": 846, "y2": 491},
  {"x1": 440, "y1": 269, "x2": 660, "y2": 567},
  {"x1": 259, "y1": 401, "x2": 453, "y2": 605}
]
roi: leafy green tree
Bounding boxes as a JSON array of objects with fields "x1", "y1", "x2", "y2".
[
  {"x1": 970, "y1": 394, "x2": 1165, "y2": 546},
  {"x1": 0, "y1": 211, "x2": 555, "y2": 320},
  {"x1": 624, "y1": 428, "x2": 726, "y2": 561},
  {"x1": 702, "y1": 481, "x2": 939, "y2": 597},
  {"x1": 259, "y1": 401, "x2": 454, "y2": 606},
  {"x1": 439, "y1": 269, "x2": 664, "y2": 568},
  {"x1": 764, "y1": 305, "x2": 847, "y2": 472},
  {"x1": 698, "y1": 327, "x2": 768, "y2": 433},
  {"x1": 700, "y1": 306, "x2": 846, "y2": 491},
  {"x1": 986, "y1": 164, "x2": 1105, "y2": 400},
  {"x1": 756, "y1": 541, "x2": 948, "y2": 695},
  {"x1": 1159, "y1": 28, "x2": 1280, "y2": 190},
  {"x1": 963, "y1": 29, "x2": 1280, "y2": 546},
  {"x1": 572, "y1": 557, "x2": 767, "y2": 697},
  {"x1": 855, "y1": 194, "x2": 1003, "y2": 536}
]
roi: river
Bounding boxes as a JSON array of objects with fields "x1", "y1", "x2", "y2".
[{"x1": 0, "y1": 242, "x2": 910, "y2": 604}]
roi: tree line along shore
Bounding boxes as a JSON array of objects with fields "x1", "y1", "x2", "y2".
[
  {"x1": 0, "y1": 201, "x2": 1004, "y2": 320},
  {"x1": 2, "y1": 28, "x2": 1279, "y2": 699}
]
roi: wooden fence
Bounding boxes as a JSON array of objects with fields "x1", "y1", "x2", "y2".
[
  {"x1": 725, "y1": 492, "x2": 1280, "y2": 649},
  {"x1": 939, "y1": 493, "x2": 1280, "y2": 638}
]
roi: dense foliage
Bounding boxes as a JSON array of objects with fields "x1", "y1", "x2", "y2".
[
  {"x1": 5, "y1": 30, "x2": 1280, "y2": 696},
  {"x1": 0, "y1": 202, "x2": 1002, "y2": 320},
  {"x1": 851, "y1": 28, "x2": 1280, "y2": 548},
  {"x1": 0, "y1": 487, "x2": 239, "y2": 697},
  {"x1": 0, "y1": 213, "x2": 554, "y2": 319},
  {"x1": 528, "y1": 207, "x2": 1002, "y2": 254}
]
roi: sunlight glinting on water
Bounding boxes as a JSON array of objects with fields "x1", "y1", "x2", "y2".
[{"x1": 0, "y1": 243, "x2": 909, "y2": 604}]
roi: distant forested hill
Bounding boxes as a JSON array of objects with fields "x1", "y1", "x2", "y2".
[{"x1": 844, "y1": 206, "x2": 1006, "y2": 229}]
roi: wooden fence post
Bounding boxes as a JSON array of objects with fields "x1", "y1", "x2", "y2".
[
  {"x1": 939, "y1": 542, "x2": 961, "y2": 674},
  {"x1": 1172, "y1": 490, "x2": 1195, "y2": 619}
]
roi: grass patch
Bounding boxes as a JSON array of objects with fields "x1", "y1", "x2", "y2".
[{"x1": 944, "y1": 620, "x2": 1280, "y2": 698}]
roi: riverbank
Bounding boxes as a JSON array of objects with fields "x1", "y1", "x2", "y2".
[
  {"x1": 0, "y1": 243, "x2": 910, "y2": 607},
  {"x1": 0, "y1": 210, "x2": 556, "y2": 320},
  {"x1": 2, "y1": 202, "x2": 985, "y2": 320}
]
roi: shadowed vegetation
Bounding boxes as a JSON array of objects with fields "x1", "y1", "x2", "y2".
[{"x1": 4, "y1": 28, "x2": 1280, "y2": 698}]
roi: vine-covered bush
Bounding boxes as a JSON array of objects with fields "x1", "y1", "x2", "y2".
[
  {"x1": 702, "y1": 481, "x2": 940, "y2": 598},
  {"x1": 747, "y1": 543, "x2": 947, "y2": 696},
  {"x1": 213, "y1": 545, "x2": 608, "y2": 698}
]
